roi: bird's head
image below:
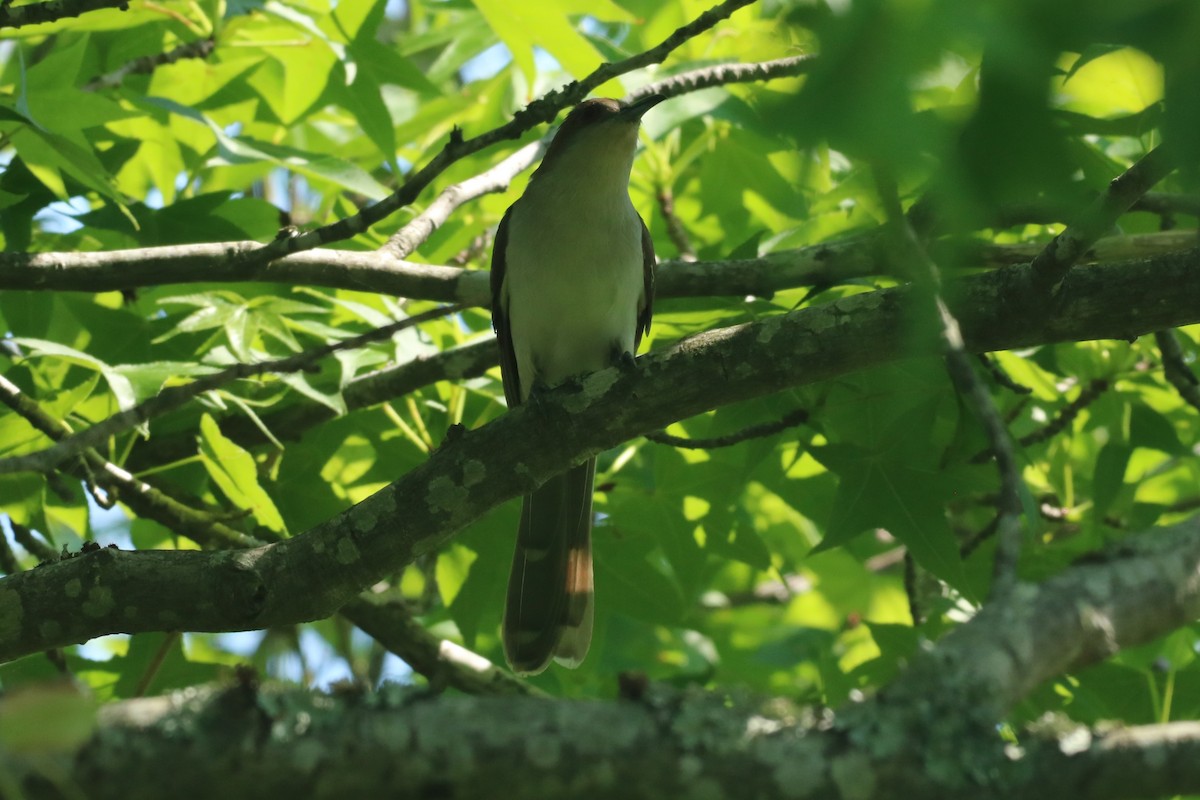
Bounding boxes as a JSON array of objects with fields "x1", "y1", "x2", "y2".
[{"x1": 535, "y1": 94, "x2": 666, "y2": 181}]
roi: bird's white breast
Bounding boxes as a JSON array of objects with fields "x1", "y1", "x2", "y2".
[{"x1": 502, "y1": 149, "x2": 646, "y2": 401}]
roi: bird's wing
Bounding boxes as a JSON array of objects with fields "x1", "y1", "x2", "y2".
[
  {"x1": 636, "y1": 215, "x2": 655, "y2": 348},
  {"x1": 490, "y1": 206, "x2": 523, "y2": 406}
]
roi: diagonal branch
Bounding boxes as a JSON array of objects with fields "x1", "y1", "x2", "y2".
[
  {"x1": 875, "y1": 168, "x2": 1024, "y2": 597},
  {"x1": 3, "y1": 251, "x2": 1200, "y2": 660},
  {"x1": 1031, "y1": 145, "x2": 1176, "y2": 291},
  {"x1": 634, "y1": 53, "x2": 817, "y2": 98},
  {"x1": 242, "y1": 0, "x2": 760, "y2": 267},
  {"x1": 0, "y1": 375, "x2": 259, "y2": 548},
  {"x1": 374, "y1": 54, "x2": 816, "y2": 260},
  {"x1": 0, "y1": 0, "x2": 126, "y2": 28},
  {"x1": 1156, "y1": 329, "x2": 1200, "y2": 412},
  {"x1": 340, "y1": 595, "x2": 546, "y2": 697},
  {"x1": 382, "y1": 139, "x2": 548, "y2": 259},
  {"x1": 0, "y1": 305, "x2": 462, "y2": 477},
  {"x1": 83, "y1": 38, "x2": 216, "y2": 91}
]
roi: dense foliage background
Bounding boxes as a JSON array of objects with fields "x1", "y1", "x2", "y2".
[{"x1": 2, "y1": 0, "x2": 1200, "y2": 795}]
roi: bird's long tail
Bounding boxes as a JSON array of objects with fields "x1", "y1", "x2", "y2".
[{"x1": 502, "y1": 459, "x2": 595, "y2": 675}]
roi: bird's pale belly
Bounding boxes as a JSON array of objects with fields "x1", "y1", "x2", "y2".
[{"x1": 505, "y1": 243, "x2": 643, "y2": 399}]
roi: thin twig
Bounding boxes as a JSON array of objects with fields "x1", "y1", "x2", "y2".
[
  {"x1": 124, "y1": 337, "x2": 502, "y2": 471},
  {"x1": 1156, "y1": 330, "x2": 1200, "y2": 412},
  {"x1": 340, "y1": 595, "x2": 547, "y2": 696},
  {"x1": 9, "y1": 519, "x2": 57, "y2": 562},
  {"x1": 874, "y1": 167, "x2": 1024, "y2": 599},
  {"x1": 0, "y1": 305, "x2": 462, "y2": 477},
  {"x1": 970, "y1": 379, "x2": 1110, "y2": 463},
  {"x1": 1031, "y1": 145, "x2": 1176, "y2": 292},
  {"x1": 0, "y1": 375, "x2": 262, "y2": 548},
  {"x1": 0, "y1": 523, "x2": 19, "y2": 574},
  {"x1": 977, "y1": 354, "x2": 1032, "y2": 395},
  {"x1": 656, "y1": 187, "x2": 697, "y2": 261},
  {"x1": 246, "y1": 0, "x2": 759, "y2": 266},
  {"x1": 635, "y1": 53, "x2": 817, "y2": 98},
  {"x1": 1017, "y1": 379, "x2": 1108, "y2": 449},
  {"x1": 961, "y1": 513, "x2": 1000, "y2": 559},
  {"x1": 383, "y1": 139, "x2": 548, "y2": 259},
  {"x1": 133, "y1": 632, "x2": 181, "y2": 697},
  {"x1": 0, "y1": 0, "x2": 127, "y2": 29},
  {"x1": 646, "y1": 408, "x2": 809, "y2": 449},
  {"x1": 904, "y1": 552, "x2": 922, "y2": 625},
  {"x1": 84, "y1": 38, "x2": 216, "y2": 90},
  {"x1": 369, "y1": 54, "x2": 815, "y2": 260}
]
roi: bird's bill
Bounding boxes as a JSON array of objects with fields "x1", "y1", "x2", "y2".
[{"x1": 621, "y1": 93, "x2": 666, "y2": 120}]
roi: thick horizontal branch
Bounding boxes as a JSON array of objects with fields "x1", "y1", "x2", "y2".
[
  {"x1": 2, "y1": 250, "x2": 1200, "y2": 660},
  {"x1": 9, "y1": 228, "x2": 1195, "y2": 308},
  {"x1": 22, "y1": 519, "x2": 1200, "y2": 800},
  {"x1": 1018, "y1": 721, "x2": 1200, "y2": 800},
  {"x1": 0, "y1": 244, "x2": 483, "y2": 303},
  {"x1": 0, "y1": 236, "x2": 883, "y2": 302}
]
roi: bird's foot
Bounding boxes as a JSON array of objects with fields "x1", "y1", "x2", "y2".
[{"x1": 610, "y1": 345, "x2": 637, "y2": 372}]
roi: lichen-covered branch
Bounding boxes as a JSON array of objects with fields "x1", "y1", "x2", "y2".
[
  {"x1": 3, "y1": 251, "x2": 1200, "y2": 661},
  {"x1": 18, "y1": 518, "x2": 1200, "y2": 799}
]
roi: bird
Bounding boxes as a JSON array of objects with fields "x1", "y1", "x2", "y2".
[{"x1": 490, "y1": 94, "x2": 663, "y2": 675}]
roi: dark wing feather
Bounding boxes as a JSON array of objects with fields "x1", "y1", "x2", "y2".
[
  {"x1": 490, "y1": 206, "x2": 523, "y2": 406},
  {"x1": 636, "y1": 215, "x2": 655, "y2": 348}
]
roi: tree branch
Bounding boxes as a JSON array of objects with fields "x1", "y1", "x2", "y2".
[
  {"x1": 20, "y1": 518, "x2": 1200, "y2": 799},
  {"x1": 238, "y1": 0, "x2": 759, "y2": 268},
  {"x1": 7, "y1": 229, "x2": 1197, "y2": 301},
  {"x1": 1017, "y1": 721, "x2": 1200, "y2": 800},
  {"x1": 381, "y1": 139, "x2": 548, "y2": 259},
  {"x1": 0, "y1": 375, "x2": 261, "y2": 549},
  {"x1": 339, "y1": 595, "x2": 545, "y2": 697},
  {"x1": 0, "y1": 0, "x2": 125, "y2": 28},
  {"x1": 1155, "y1": 329, "x2": 1200, "y2": 412},
  {"x1": 3, "y1": 251, "x2": 1200, "y2": 660},
  {"x1": 1031, "y1": 145, "x2": 1176, "y2": 291},
  {"x1": 83, "y1": 37, "x2": 216, "y2": 90},
  {"x1": 0, "y1": 305, "x2": 462, "y2": 477},
  {"x1": 875, "y1": 167, "x2": 1024, "y2": 597},
  {"x1": 636, "y1": 53, "x2": 817, "y2": 98},
  {"x1": 646, "y1": 408, "x2": 809, "y2": 449},
  {"x1": 0, "y1": 244, "x2": 483, "y2": 303}
]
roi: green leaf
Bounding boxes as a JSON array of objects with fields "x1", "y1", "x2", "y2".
[
  {"x1": 471, "y1": 0, "x2": 622, "y2": 80},
  {"x1": 0, "y1": 681, "x2": 97, "y2": 753},
  {"x1": 144, "y1": 97, "x2": 391, "y2": 200},
  {"x1": 1092, "y1": 442, "x2": 1131, "y2": 522},
  {"x1": 816, "y1": 441, "x2": 967, "y2": 590},
  {"x1": 1129, "y1": 404, "x2": 1185, "y2": 455},
  {"x1": 11, "y1": 337, "x2": 137, "y2": 411},
  {"x1": 197, "y1": 413, "x2": 287, "y2": 534}
]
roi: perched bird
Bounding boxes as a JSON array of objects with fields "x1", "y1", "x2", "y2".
[{"x1": 490, "y1": 95, "x2": 663, "y2": 675}]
